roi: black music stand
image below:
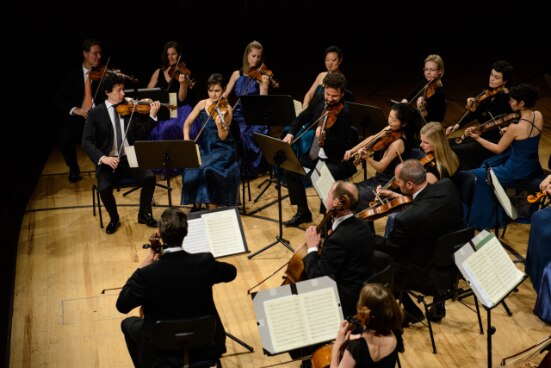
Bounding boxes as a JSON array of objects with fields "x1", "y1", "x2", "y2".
[
  {"x1": 249, "y1": 133, "x2": 305, "y2": 259},
  {"x1": 241, "y1": 95, "x2": 297, "y2": 204},
  {"x1": 134, "y1": 140, "x2": 201, "y2": 207}
]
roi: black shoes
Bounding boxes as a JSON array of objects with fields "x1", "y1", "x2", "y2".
[
  {"x1": 283, "y1": 211, "x2": 313, "y2": 227},
  {"x1": 427, "y1": 303, "x2": 446, "y2": 322},
  {"x1": 402, "y1": 310, "x2": 425, "y2": 327},
  {"x1": 68, "y1": 169, "x2": 82, "y2": 183},
  {"x1": 106, "y1": 219, "x2": 120, "y2": 234},
  {"x1": 138, "y1": 213, "x2": 158, "y2": 227}
]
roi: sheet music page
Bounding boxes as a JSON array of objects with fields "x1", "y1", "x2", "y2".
[
  {"x1": 301, "y1": 288, "x2": 341, "y2": 344},
  {"x1": 202, "y1": 210, "x2": 246, "y2": 258},
  {"x1": 125, "y1": 146, "x2": 138, "y2": 168},
  {"x1": 489, "y1": 168, "x2": 518, "y2": 220},
  {"x1": 311, "y1": 160, "x2": 335, "y2": 203},
  {"x1": 182, "y1": 218, "x2": 210, "y2": 254},
  {"x1": 195, "y1": 144, "x2": 202, "y2": 166},
  {"x1": 265, "y1": 295, "x2": 310, "y2": 353},
  {"x1": 168, "y1": 92, "x2": 177, "y2": 118}
]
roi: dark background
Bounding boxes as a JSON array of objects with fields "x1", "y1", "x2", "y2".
[{"x1": 3, "y1": 1, "x2": 550, "y2": 366}]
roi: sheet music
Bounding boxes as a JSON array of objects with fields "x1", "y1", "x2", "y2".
[
  {"x1": 489, "y1": 167, "x2": 518, "y2": 220},
  {"x1": 301, "y1": 288, "x2": 342, "y2": 344},
  {"x1": 202, "y1": 210, "x2": 246, "y2": 258},
  {"x1": 265, "y1": 295, "x2": 310, "y2": 353},
  {"x1": 182, "y1": 218, "x2": 210, "y2": 253},
  {"x1": 125, "y1": 146, "x2": 138, "y2": 168},
  {"x1": 195, "y1": 144, "x2": 202, "y2": 166},
  {"x1": 310, "y1": 160, "x2": 335, "y2": 203}
]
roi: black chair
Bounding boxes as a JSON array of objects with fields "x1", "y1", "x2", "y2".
[
  {"x1": 92, "y1": 176, "x2": 142, "y2": 228},
  {"x1": 151, "y1": 315, "x2": 222, "y2": 368},
  {"x1": 365, "y1": 251, "x2": 394, "y2": 288},
  {"x1": 452, "y1": 170, "x2": 477, "y2": 225},
  {"x1": 401, "y1": 227, "x2": 483, "y2": 354}
]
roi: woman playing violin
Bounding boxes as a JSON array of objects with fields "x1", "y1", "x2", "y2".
[
  {"x1": 224, "y1": 40, "x2": 271, "y2": 178},
  {"x1": 329, "y1": 283, "x2": 403, "y2": 368},
  {"x1": 181, "y1": 73, "x2": 240, "y2": 211},
  {"x1": 419, "y1": 122, "x2": 460, "y2": 183},
  {"x1": 349, "y1": 103, "x2": 419, "y2": 212},
  {"x1": 467, "y1": 83, "x2": 544, "y2": 229},
  {"x1": 402, "y1": 54, "x2": 446, "y2": 123},
  {"x1": 146, "y1": 41, "x2": 194, "y2": 154},
  {"x1": 448, "y1": 60, "x2": 515, "y2": 169}
]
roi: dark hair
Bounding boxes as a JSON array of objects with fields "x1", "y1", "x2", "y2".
[
  {"x1": 323, "y1": 72, "x2": 347, "y2": 92},
  {"x1": 161, "y1": 41, "x2": 182, "y2": 69},
  {"x1": 391, "y1": 103, "x2": 419, "y2": 148},
  {"x1": 509, "y1": 83, "x2": 539, "y2": 108},
  {"x1": 324, "y1": 45, "x2": 343, "y2": 60},
  {"x1": 82, "y1": 38, "x2": 101, "y2": 52},
  {"x1": 159, "y1": 207, "x2": 188, "y2": 247},
  {"x1": 103, "y1": 74, "x2": 125, "y2": 94},
  {"x1": 207, "y1": 73, "x2": 224, "y2": 89},
  {"x1": 492, "y1": 60, "x2": 514, "y2": 86},
  {"x1": 332, "y1": 181, "x2": 359, "y2": 210},
  {"x1": 357, "y1": 283, "x2": 403, "y2": 335}
]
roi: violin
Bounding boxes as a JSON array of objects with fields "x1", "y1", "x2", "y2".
[
  {"x1": 311, "y1": 307, "x2": 370, "y2": 368},
  {"x1": 357, "y1": 195, "x2": 412, "y2": 221},
  {"x1": 168, "y1": 62, "x2": 196, "y2": 89},
  {"x1": 351, "y1": 129, "x2": 403, "y2": 166},
  {"x1": 247, "y1": 63, "x2": 279, "y2": 88},
  {"x1": 115, "y1": 98, "x2": 176, "y2": 116},
  {"x1": 319, "y1": 102, "x2": 344, "y2": 147},
  {"x1": 527, "y1": 191, "x2": 548, "y2": 204},
  {"x1": 89, "y1": 65, "x2": 138, "y2": 84},
  {"x1": 207, "y1": 98, "x2": 230, "y2": 132},
  {"x1": 424, "y1": 78, "x2": 440, "y2": 99},
  {"x1": 451, "y1": 86, "x2": 507, "y2": 131},
  {"x1": 142, "y1": 232, "x2": 165, "y2": 254},
  {"x1": 455, "y1": 111, "x2": 520, "y2": 144}
]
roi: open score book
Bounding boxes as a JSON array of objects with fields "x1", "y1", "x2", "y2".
[{"x1": 454, "y1": 230, "x2": 526, "y2": 308}]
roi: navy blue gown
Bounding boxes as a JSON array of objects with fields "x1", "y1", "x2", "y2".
[
  {"x1": 527, "y1": 206, "x2": 551, "y2": 322},
  {"x1": 181, "y1": 109, "x2": 240, "y2": 206}
]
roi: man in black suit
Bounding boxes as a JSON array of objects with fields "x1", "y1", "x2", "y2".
[
  {"x1": 116, "y1": 207, "x2": 237, "y2": 367},
  {"x1": 375, "y1": 159, "x2": 463, "y2": 324},
  {"x1": 82, "y1": 74, "x2": 159, "y2": 234},
  {"x1": 55, "y1": 38, "x2": 103, "y2": 183},
  {"x1": 282, "y1": 72, "x2": 357, "y2": 226},
  {"x1": 302, "y1": 180, "x2": 375, "y2": 318}
]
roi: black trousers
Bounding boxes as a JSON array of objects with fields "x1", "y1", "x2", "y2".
[
  {"x1": 96, "y1": 158, "x2": 156, "y2": 221},
  {"x1": 59, "y1": 116, "x2": 85, "y2": 171}
]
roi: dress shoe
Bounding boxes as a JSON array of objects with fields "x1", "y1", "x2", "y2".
[
  {"x1": 106, "y1": 219, "x2": 120, "y2": 234},
  {"x1": 427, "y1": 303, "x2": 446, "y2": 322},
  {"x1": 283, "y1": 211, "x2": 312, "y2": 227},
  {"x1": 401, "y1": 310, "x2": 425, "y2": 327},
  {"x1": 138, "y1": 213, "x2": 158, "y2": 227},
  {"x1": 68, "y1": 170, "x2": 82, "y2": 183}
]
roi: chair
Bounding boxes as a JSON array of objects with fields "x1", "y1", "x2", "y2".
[
  {"x1": 452, "y1": 170, "x2": 477, "y2": 225},
  {"x1": 151, "y1": 315, "x2": 222, "y2": 368},
  {"x1": 365, "y1": 250, "x2": 394, "y2": 288},
  {"x1": 92, "y1": 176, "x2": 141, "y2": 228},
  {"x1": 401, "y1": 227, "x2": 483, "y2": 354}
]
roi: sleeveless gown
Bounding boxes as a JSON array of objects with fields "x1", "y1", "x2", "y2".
[
  {"x1": 181, "y1": 109, "x2": 240, "y2": 206},
  {"x1": 469, "y1": 126, "x2": 541, "y2": 229},
  {"x1": 232, "y1": 72, "x2": 269, "y2": 178}
]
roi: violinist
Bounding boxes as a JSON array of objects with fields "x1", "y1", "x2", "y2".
[
  {"x1": 147, "y1": 41, "x2": 194, "y2": 150},
  {"x1": 54, "y1": 38, "x2": 103, "y2": 183},
  {"x1": 82, "y1": 74, "x2": 160, "y2": 234},
  {"x1": 181, "y1": 73, "x2": 240, "y2": 211},
  {"x1": 419, "y1": 122, "x2": 460, "y2": 183},
  {"x1": 402, "y1": 54, "x2": 446, "y2": 123},
  {"x1": 224, "y1": 40, "x2": 271, "y2": 178},
  {"x1": 348, "y1": 103, "x2": 418, "y2": 212},
  {"x1": 448, "y1": 60, "x2": 515, "y2": 169},
  {"x1": 329, "y1": 283, "x2": 403, "y2": 368},
  {"x1": 116, "y1": 207, "x2": 237, "y2": 367},
  {"x1": 466, "y1": 83, "x2": 544, "y2": 230},
  {"x1": 282, "y1": 72, "x2": 357, "y2": 226},
  {"x1": 374, "y1": 160, "x2": 463, "y2": 325}
]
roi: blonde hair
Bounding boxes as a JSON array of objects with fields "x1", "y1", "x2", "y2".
[
  {"x1": 420, "y1": 122, "x2": 459, "y2": 178},
  {"x1": 425, "y1": 54, "x2": 445, "y2": 78},
  {"x1": 242, "y1": 40, "x2": 263, "y2": 73}
]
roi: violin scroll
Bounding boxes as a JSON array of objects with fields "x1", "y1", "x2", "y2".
[{"x1": 143, "y1": 232, "x2": 164, "y2": 254}]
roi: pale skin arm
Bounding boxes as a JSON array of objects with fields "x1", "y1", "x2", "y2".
[
  {"x1": 330, "y1": 320, "x2": 354, "y2": 368},
  {"x1": 364, "y1": 139, "x2": 404, "y2": 173},
  {"x1": 258, "y1": 75, "x2": 269, "y2": 95},
  {"x1": 465, "y1": 123, "x2": 517, "y2": 154},
  {"x1": 343, "y1": 132, "x2": 379, "y2": 161},
  {"x1": 147, "y1": 69, "x2": 160, "y2": 89},
  {"x1": 183, "y1": 100, "x2": 204, "y2": 140},
  {"x1": 177, "y1": 74, "x2": 189, "y2": 102},
  {"x1": 303, "y1": 72, "x2": 326, "y2": 110},
  {"x1": 223, "y1": 70, "x2": 240, "y2": 99}
]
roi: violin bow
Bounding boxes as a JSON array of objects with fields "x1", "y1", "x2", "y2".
[
  {"x1": 193, "y1": 98, "x2": 224, "y2": 143},
  {"x1": 92, "y1": 56, "x2": 111, "y2": 103},
  {"x1": 290, "y1": 110, "x2": 331, "y2": 144},
  {"x1": 166, "y1": 54, "x2": 182, "y2": 92}
]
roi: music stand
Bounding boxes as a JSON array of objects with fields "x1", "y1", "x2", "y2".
[
  {"x1": 348, "y1": 102, "x2": 387, "y2": 180},
  {"x1": 134, "y1": 140, "x2": 201, "y2": 206},
  {"x1": 241, "y1": 95, "x2": 297, "y2": 203},
  {"x1": 249, "y1": 133, "x2": 305, "y2": 259}
]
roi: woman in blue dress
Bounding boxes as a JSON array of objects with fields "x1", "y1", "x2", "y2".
[
  {"x1": 466, "y1": 83, "x2": 543, "y2": 230},
  {"x1": 224, "y1": 40, "x2": 271, "y2": 178},
  {"x1": 181, "y1": 74, "x2": 240, "y2": 210}
]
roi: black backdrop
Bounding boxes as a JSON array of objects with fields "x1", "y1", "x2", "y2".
[{"x1": 3, "y1": 1, "x2": 549, "y2": 366}]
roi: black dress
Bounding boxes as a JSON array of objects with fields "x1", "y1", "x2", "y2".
[{"x1": 346, "y1": 337, "x2": 399, "y2": 368}]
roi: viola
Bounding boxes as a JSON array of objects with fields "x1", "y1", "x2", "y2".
[
  {"x1": 247, "y1": 63, "x2": 279, "y2": 88},
  {"x1": 319, "y1": 102, "x2": 344, "y2": 147},
  {"x1": 357, "y1": 195, "x2": 412, "y2": 221},
  {"x1": 89, "y1": 65, "x2": 138, "y2": 84},
  {"x1": 207, "y1": 98, "x2": 230, "y2": 131},
  {"x1": 168, "y1": 62, "x2": 196, "y2": 89},
  {"x1": 115, "y1": 98, "x2": 176, "y2": 116},
  {"x1": 455, "y1": 111, "x2": 520, "y2": 144},
  {"x1": 351, "y1": 129, "x2": 403, "y2": 166},
  {"x1": 142, "y1": 232, "x2": 164, "y2": 254}
]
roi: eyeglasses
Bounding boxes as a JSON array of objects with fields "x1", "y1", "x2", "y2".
[{"x1": 423, "y1": 68, "x2": 439, "y2": 72}]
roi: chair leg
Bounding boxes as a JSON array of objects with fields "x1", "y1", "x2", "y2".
[
  {"x1": 97, "y1": 189, "x2": 104, "y2": 228},
  {"x1": 122, "y1": 186, "x2": 140, "y2": 197},
  {"x1": 92, "y1": 185, "x2": 97, "y2": 217},
  {"x1": 421, "y1": 298, "x2": 437, "y2": 354}
]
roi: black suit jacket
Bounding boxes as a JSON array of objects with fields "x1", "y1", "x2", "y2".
[
  {"x1": 81, "y1": 102, "x2": 156, "y2": 164},
  {"x1": 303, "y1": 216, "x2": 375, "y2": 317},
  {"x1": 116, "y1": 251, "x2": 237, "y2": 364},
  {"x1": 375, "y1": 178, "x2": 463, "y2": 294},
  {"x1": 55, "y1": 66, "x2": 102, "y2": 120}
]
